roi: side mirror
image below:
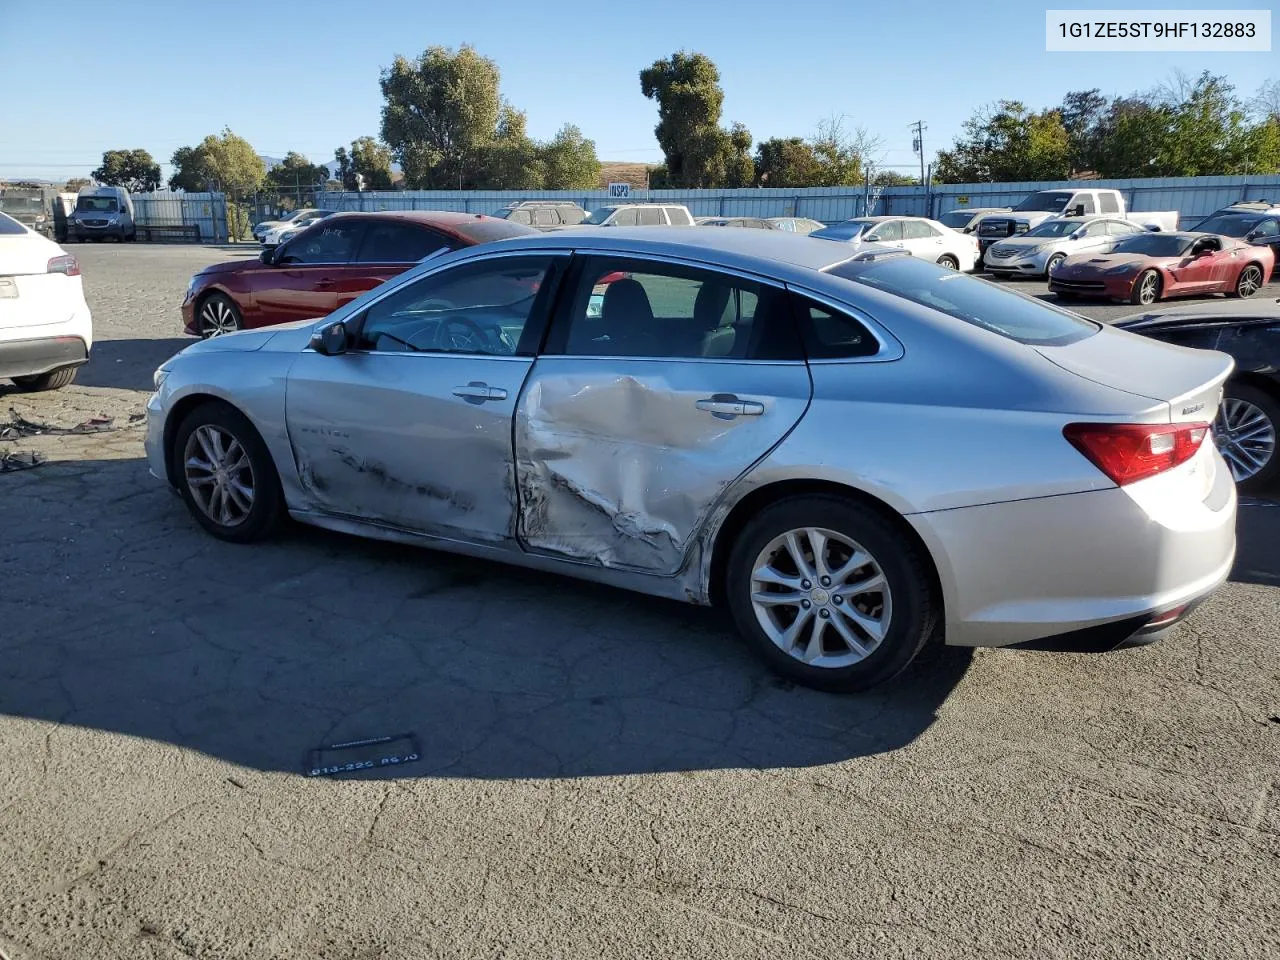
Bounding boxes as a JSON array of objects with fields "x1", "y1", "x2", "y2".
[
  {"x1": 309, "y1": 320, "x2": 348, "y2": 356},
  {"x1": 1072, "y1": 205, "x2": 1086, "y2": 217},
  {"x1": 258, "y1": 248, "x2": 274, "y2": 265}
]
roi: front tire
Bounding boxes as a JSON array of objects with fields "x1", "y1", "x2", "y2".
[
  {"x1": 197, "y1": 293, "x2": 243, "y2": 338},
  {"x1": 1228, "y1": 264, "x2": 1265, "y2": 299},
  {"x1": 171, "y1": 402, "x2": 284, "y2": 543},
  {"x1": 1214, "y1": 382, "x2": 1280, "y2": 491},
  {"x1": 1045, "y1": 252, "x2": 1066, "y2": 277},
  {"x1": 1131, "y1": 269, "x2": 1161, "y2": 305},
  {"x1": 12, "y1": 366, "x2": 77, "y2": 392},
  {"x1": 725, "y1": 496, "x2": 939, "y2": 693},
  {"x1": 937, "y1": 254, "x2": 959, "y2": 270}
]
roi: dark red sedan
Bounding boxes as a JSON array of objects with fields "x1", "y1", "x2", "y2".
[
  {"x1": 1048, "y1": 231, "x2": 1274, "y2": 306},
  {"x1": 181, "y1": 211, "x2": 538, "y2": 337}
]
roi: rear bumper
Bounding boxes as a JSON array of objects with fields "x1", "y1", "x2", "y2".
[
  {"x1": 910, "y1": 450, "x2": 1237, "y2": 649},
  {"x1": 0, "y1": 335, "x2": 89, "y2": 380}
]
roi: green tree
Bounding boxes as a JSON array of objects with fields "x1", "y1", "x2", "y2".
[
  {"x1": 92, "y1": 149, "x2": 161, "y2": 192},
  {"x1": 810, "y1": 115, "x2": 879, "y2": 186},
  {"x1": 169, "y1": 130, "x2": 265, "y2": 195},
  {"x1": 267, "y1": 151, "x2": 330, "y2": 193},
  {"x1": 349, "y1": 136, "x2": 394, "y2": 189},
  {"x1": 169, "y1": 145, "x2": 207, "y2": 191},
  {"x1": 934, "y1": 101, "x2": 1069, "y2": 183},
  {"x1": 754, "y1": 137, "x2": 821, "y2": 187},
  {"x1": 476, "y1": 107, "x2": 543, "y2": 188},
  {"x1": 640, "y1": 51, "x2": 752, "y2": 188},
  {"x1": 1059, "y1": 88, "x2": 1110, "y2": 175},
  {"x1": 540, "y1": 124, "x2": 601, "y2": 189},
  {"x1": 380, "y1": 44, "x2": 502, "y2": 188},
  {"x1": 1157, "y1": 72, "x2": 1253, "y2": 176},
  {"x1": 333, "y1": 146, "x2": 353, "y2": 189},
  {"x1": 873, "y1": 170, "x2": 918, "y2": 186}
]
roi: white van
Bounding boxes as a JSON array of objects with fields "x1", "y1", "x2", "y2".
[{"x1": 67, "y1": 185, "x2": 136, "y2": 242}]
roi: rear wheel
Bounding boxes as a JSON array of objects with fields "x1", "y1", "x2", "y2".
[
  {"x1": 1229, "y1": 264, "x2": 1264, "y2": 299},
  {"x1": 1131, "y1": 269, "x2": 1161, "y2": 305},
  {"x1": 12, "y1": 366, "x2": 77, "y2": 392},
  {"x1": 171, "y1": 401, "x2": 284, "y2": 543},
  {"x1": 725, "y1": 496, "x2": 939, "y2": 692},
  {"x1": 1214, "y1": 382, "x2": 1280, "y2": 491},
  {"x1": 198, "y1": 293, "x2": 242, "y2": 338},
  {"x1": 937, "y1": 254, "x2": 959, "y2": 270}
]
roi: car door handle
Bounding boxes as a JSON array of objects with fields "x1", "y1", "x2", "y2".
[
  {"x1": 315, "y1": 278, "x2": 334, "y2": 290},
  {"x1": 696, "y1": 397, "x2": 764, "y2": 417},
  {"x1": 452, "y1": 383, "x2": 507, "y2": 401}
]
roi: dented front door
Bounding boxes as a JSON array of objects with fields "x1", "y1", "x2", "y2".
[{"x1": 513, "y1": 256, "x2": 812, "y2": 575}]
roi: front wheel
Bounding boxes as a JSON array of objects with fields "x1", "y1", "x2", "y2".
[
  {"x1": 1045, "y1": 253, "x2": 1066, "y2": 277},
  {"x1": 198, "y1": 293, "x2": 243, "y2": 338},
  {"x1": 936, "y1": 254, "x2": 959, "y2": 270},
  {"x1": 1228, "y1": 264, "x2": 1264, "y2": 299},
  {"x1": 1214, "y1": 382, "x2": 1280, "y2": 491},
  {"x1": 171, "y1": 402, "x2": 284, "y2": 543},
  {"x1": 1131, "y1": 269, "x2": 1161, "y2": 305},
  {"x1": 725, "y1": 496, "x2": 939, "y2": 692}
]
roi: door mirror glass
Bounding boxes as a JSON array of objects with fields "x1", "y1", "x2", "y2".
[
  {"x1": 310, "y1": 321, "x2": 348, "y2": 356},
  {"x1": 259, "y1": 248, "x2": 274, "y2": 265}
]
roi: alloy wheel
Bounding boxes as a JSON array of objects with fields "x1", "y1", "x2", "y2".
[
  {"x1": 749, "y1": 527, "x2": 892, "y2": 669},
  {"x1": 1138, "y1": 272, "x2": 1159, "y2": 305},
  {"x1": 1213, "y1": 397, "x2": 1276, "y2": 483},
  {"x1": 200, "y1": 298, "x2": 240, "y2": 337},
  {"x1": 183, "y1": 424, "x2": 256, "y2": 527},
  {"x1": 1236, "y1": 265, "x2": 1263, "y2": 298}
]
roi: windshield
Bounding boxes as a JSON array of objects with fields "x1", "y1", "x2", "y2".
[
  {"x1": 1012, "y1": 191, "x2": 1074, "y2": 213},
  {"x1": 450, "y1": 218, "x2": 542, "y2": 244},
  {"x1": 1191, "y1": 213, "x2": 1260, "y2": 237},
  {"x1": 1112, "y1": 234, "x2": 1193, "y2": 257},
  {"x1": 0, "y1": 197, "x2": 44, "y2": 213},
  {"x1": 1024, "y1": 220, "x2": 1080, "y2": 238},
  {"x1": 939, "y1": 211, "x2": 974, "y2": 228},
  {"x1": 811, "y1": 220, "x2": 870, "y2": 241},
  {"x1": 582, "y1": 208, "x2": 617, "y2": 225},
  {"x1": 830, "y1": 255, "x2": 1097, "y2": 346},
  {"x1": 76, "y1": 196, "x2": 119, "y2": 212}
]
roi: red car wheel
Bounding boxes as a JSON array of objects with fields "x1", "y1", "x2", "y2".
[{"x1": 1131, "y1": 269, "x2": 1161, "y2": 306}]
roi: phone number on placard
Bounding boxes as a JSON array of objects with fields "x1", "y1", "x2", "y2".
[{"x1": 1057, "y1": 21, "x2": 1257, "y2": 38}]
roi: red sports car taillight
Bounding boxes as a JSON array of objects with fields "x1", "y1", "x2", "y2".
[{"x1": 1064, "y1": 422, "x2": 1210, "y2": 486}]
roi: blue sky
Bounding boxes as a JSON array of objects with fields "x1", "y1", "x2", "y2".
[{"x1": 0, "y1": 0, "x2": 1275, "y2": 182}]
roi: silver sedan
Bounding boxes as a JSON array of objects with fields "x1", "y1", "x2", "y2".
[{"x1": 146, "y1": 228, "x2": 1237, "y2": 692}]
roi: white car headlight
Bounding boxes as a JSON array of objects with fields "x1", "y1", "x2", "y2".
[{"x1": 153, "y1": 366, "x2": 171, "y2": 390}]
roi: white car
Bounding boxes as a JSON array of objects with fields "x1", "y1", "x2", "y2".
[
  {"x1": 811, "y1": 216, "x2": 980, "y2": 271},
  {"x1": 253, "y1": 208, "x2": 334, "y2": 244},
  {"x1": 0, "y1": 213, "x2": 93, "y2": 391},
  {"x1": 984, "y1": 216, "x2": 1150, "y2": 278},
  {"x1": 262, "y1": 215, "x2": 330, "y2": 247}
]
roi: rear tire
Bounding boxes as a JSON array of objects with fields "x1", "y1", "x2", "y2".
[
  {"x1": 12, "y1": 366, "x2": 77, "y2": 392},
  {"x1": 1214, "y1": 382, "x2": 1280, "y2": 492},
  {"x1": 1228, "y1": 264, "x2": 1265, "y2": 299},
  {"x1": 937, "y1": 254, "x2": 959, "y2": 270},
  {"x1": 1131, "y1": 269, "x2": 1161, "y2": 305},
  {"x1": 725, "y1": 495, "x2": 939, "y2": 693},
  {"x1": 170, "y1": 401, "x2": 284, "y2": 543}
]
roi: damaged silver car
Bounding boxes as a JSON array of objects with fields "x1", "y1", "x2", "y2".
[{"x1": 146, "y1": 228, "x2": 1237, "y2": 692}]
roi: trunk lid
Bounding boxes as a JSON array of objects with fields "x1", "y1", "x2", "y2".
[
  {"x1": 0, "y1": 234, "x2": 61, "y2": 276},
  {"x1": 1037, "y1": 324, "x2": 1233, "y2": 423}
]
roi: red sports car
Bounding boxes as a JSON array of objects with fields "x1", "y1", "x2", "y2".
[
  {"x1": 181, "y1": 211, "x2": 538, "y2": 337},
  {"x1": 1048, "y1": 231, "x2": 1273, "y2": 305}
]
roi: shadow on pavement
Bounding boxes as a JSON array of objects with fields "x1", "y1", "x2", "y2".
[
  {"x1": 0, "y1": 457, "x2": 974, "y2": 780},
  {"x1": 75, "y1": 338, "x2": 194, "y2": 391}
]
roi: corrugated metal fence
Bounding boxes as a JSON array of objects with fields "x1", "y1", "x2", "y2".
[
  {"x1": 128, "y1": 191, "x2": 228, "y2": 242},
  {"x1": 317, "y1": 175, "x2": 1280, "y2": 230}
]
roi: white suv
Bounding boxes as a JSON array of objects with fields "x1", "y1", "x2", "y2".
[{"x1": 582, "y1": 203, "x2": 695, "y2": 227}]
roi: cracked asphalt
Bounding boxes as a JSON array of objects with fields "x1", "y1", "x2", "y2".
[{"x1": 1, "y1": 244, "x2": 1278, "y2": 959}]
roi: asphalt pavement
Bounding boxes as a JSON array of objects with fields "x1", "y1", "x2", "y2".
[{"x1": 0, "y1": 244, "x2": 1277, "y2": 960}]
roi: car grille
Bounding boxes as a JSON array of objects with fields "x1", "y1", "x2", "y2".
[
  {"x1": 990, "y1": 248, "x2": 1018, "y2": 259},
  {"x1": 979, "y1": 219, "x2": 1015, "y2": 238},
  {"x1": 1049, "y1": 278, "x2": 1107, "y2": 292},
  {"x1": 82, "y1": 219, "x2": 109, "y2": 227}
]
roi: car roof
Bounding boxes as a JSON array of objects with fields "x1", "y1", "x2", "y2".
[
  {"x1": 470, "y1": 225, "x2": 862, "y2": 275},
  {"x1": 324, "y1": 210, "x2": 508, "y2": 227},
  {"x1": 1117, "y1": 296, "x2": 1280, "y2": 325}
]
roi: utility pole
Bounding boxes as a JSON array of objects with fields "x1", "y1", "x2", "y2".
[{"x1": 910, "y1": 120, "x2": 927, "y2": 187}]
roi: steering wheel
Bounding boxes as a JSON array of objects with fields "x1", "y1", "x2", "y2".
[{"x1": 435, "y1": 316, "x2": 492, "y2": 353}]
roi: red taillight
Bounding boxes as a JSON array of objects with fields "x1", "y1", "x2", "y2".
[
  {"x1": 47, "y1": 255, "x2": 80, "y2": 277},
  {"x1": 1064, "y1": 422, "x2": 1210, "y2": 486}
]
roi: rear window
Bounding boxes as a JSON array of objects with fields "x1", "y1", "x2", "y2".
[
  {"x1": 1191, "y1": 213, "x2": 1260, "y2": 237},
  {"x1": 0, "y1": 213, "x2": 28, "y2": 234},
  {"x1": 449, "y1": 218, "x2": 540, "y2": 244},
  {"x1": 939, "y1": 211, "x2": 974, "y2": 228},
  {"x1": 830, "y1": 256, "x2": 1097, "y2": 346}
]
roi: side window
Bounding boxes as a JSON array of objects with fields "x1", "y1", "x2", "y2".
[
  {"x1": 356, "y1": 222, "x2": 451, "y2": 263},
  {"x1": 869, "y1": 220, "x2": 903, "y2": 241},
  {"x1": 510, "y1": 209, "x2": 533, "y2": 225},
  {"x1": 1099, "y1": 193, "x2": 1120, "y2": 214},
  {"x1": 1083, "y1": 221, "x2": 1109, "y2": 237},
  {"x1": 1075, "y1": 194, "x2": 1097, "y2": 214},
  {"x1": 355, "y1": 256, "x2": 555, "y2": 356},
  {"x1": 277, "y1": 221, "x2": 364, "y2": 264},
  {"x1": 776, "y1": 219, "x2": 795, "y2": 232},
  {"x1": 638, "y1": 207, "x2": 664, "y2": 226},
  {"x1": 666, "y1": 207, "x2": 693, "y2": 226},
  {"x1": 553, "y1": 257, "x2": 800, "y2": 360},
  {"x1": 792, "y1": 295, "x2": 880, "y2": 359},
  {"x1": 903, "y1": 220, "x2": 938, "y2": 239},
  {"x1": 1254, "y1": 218, "x2": 1279, "y2": 238},
  {"x1": 534, "y1": 208, "x2": 558, "y2": 227},
  {"x1": 1106, "y1": 220, "x2": 1139, "y2": 236},
  {"x1": 611, "y1": 208, "x2": 639, "y2": 226}
]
